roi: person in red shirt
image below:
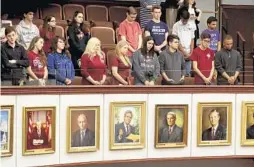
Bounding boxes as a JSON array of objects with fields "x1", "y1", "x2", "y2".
[
  {"x1": 111, "y1": 40, "x2": 132, "y2": 85},
  {"x1": 27, "y1": 37, "x2": 48, "y2": 85},
  {"x1": 191, "y1": 32, "x2": 215, "y2": 85},
  {"x1": 118, "y1": 7, "x2": 142, "y2": 56},
  {"x1": 39, "y1": 16, "x2": 56, "y2": 54},
  {"x1": 81, "y1": 37, "x2": 107, "y2": 85}
]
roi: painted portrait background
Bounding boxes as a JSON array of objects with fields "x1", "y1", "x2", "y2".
[
  {"x1": 114, "y1": 106, "x2": 141, "y2": 135},
  {"x1": 0, "y1": 109, "x2": 9, "y2": 151},
  {"x1": 71, "y1": 110, "x2": 96, "y2": 135},
  {"x1": 201, "y1": 107, "x2": 228, "y2": 133},
  {"x1": 247, "y1": 106, "x2": 254, "y2": 127},
  {"x1": 158, "y1": 108, "x2": 185, "y2": 129}
]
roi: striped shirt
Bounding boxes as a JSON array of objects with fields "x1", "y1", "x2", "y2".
[{"x1": 139, "y1": 0, "x2": 162, "y2": 28}]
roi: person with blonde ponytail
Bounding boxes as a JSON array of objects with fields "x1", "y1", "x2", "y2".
[
  {"x1": 80, "y1": 37, "x2": 107, "y2": 85},
  {"x1": 27, "y1": 36, "x2": 48, "y2": 85},
  {"x1": 111, "y1": 40, "x2": 132, "y2": 85}
]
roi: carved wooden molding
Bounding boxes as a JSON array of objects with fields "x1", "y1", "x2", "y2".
[{"x1": 1, "y1": 86, "x2": 254, "y2": 95}]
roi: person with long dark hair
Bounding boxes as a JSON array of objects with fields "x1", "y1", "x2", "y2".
[
  {"x1": 132, "y1": 36, "x2": 160, "y2": 85},
  {"x1": 67, "y1": 11, "x2": 90, "y2": 76},
  {"x1": 39, "y1": 16, "x2": 56, "y2": 54},
  {"x1": 27, "y1": 37, "x2": 48, "y2": 85},
  {"x1": 47, "y1": 36, "x2": 75, "y2": 85}
]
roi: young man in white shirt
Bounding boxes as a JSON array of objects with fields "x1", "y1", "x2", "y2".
[{"x1": 172, "y1": 10, "x2": 194, "y2": 77}]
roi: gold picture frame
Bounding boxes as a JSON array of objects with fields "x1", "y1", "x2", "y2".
[
  {"x1": 110, "y1": 101, "x2": 146, "y2": 150},
  {"x1": 197, "y1": 102, "x2": 232, "y2": 146},
  {"x1": 67, "y1": 106, "x2": 100, "y2": 153},
  {"x1": 241, "y1": 101, "x2": 254, "y2": 146},
  {"x1": 0, "y1": 105, "x2": 14, "y2": 157},
  {"x1": 22, "y1": 107, "x2": 56, "y2": 155},
  {"x1": 155, "y1": 105, "x2": 188, "y2": 148}
]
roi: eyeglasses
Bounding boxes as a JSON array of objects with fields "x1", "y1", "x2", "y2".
[{"x1": 203, "y1": 39, "x2": 211, "y2": 43}]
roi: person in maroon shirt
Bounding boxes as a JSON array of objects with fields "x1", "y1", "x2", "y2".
[
  {"x1": 27, "y1": 36, "x2": 48, "y2": 85},
  {"x1": 111, "y1": 40, "x2": 132, "y2": 85},
  {"x1": 80, "y1": 37, "x2": 107, "y2": 85},
  {"x1": 191, "y1": 32, "x2": 215, "y2": 85},
  {"x1": 39, "y1": 16, "x2": 56, "y2": 54}
]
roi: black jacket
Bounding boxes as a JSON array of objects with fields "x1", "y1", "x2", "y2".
[{"x1": 1, "y1": 42, "x2": 29, "y2": 84}]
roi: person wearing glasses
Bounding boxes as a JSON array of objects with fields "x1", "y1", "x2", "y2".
[
  {"x1": 118, "y1": 7, "x2": 142, "y2": 56},
  {"x1": 190, "y1": 32, "x2": 215, "y2": 85},
  {"x1": 39, "y1": 16, "x2": 56, "y2": 54}
]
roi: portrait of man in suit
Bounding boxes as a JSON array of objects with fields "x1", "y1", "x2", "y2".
[
  {"x1": 115, "y1": 110, "x2": 136, "y2": 143},
  {"x1": 159, "y1": 112, "x2": 183, "y2": 143},
  {"x1": 202, "y1": 109, "x2": 227, "y2": 141},
  {"x1": 246, "y1": 112, "x2": 254, "y2": 139},
  {"x1": 71, "y1": 114, "x2": 95, "y2": 147}
]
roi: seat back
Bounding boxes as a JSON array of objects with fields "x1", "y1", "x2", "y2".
[
  {"x1": 41, "y1": 3, "x2": 62, "y2": 20},
  {"x1": 63, "y1": 4, "x2": 85, "y2": 20},
  {"x1": 86, "y1": 5, "x2": 108, "y2": 21},
  {"x1": 91, "y1": 27, "x2": 115, "y2": 45},
  {"x1": 109, "y1": 6, "x2": 128, "y2": 23},
  {"x1": 55, "y1": 25, "x2": 64, "y2": 38}
]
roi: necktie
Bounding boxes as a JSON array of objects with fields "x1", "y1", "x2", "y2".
[
  {"x1": 126, "y1": 125, "x2": 129, "y2": 134},
  {"x1": 212, "y1": 128, "x2": 215, "y2": 139},
  {"x1": 168, "y1": 128, "x2": 172, "y2": 136},
  {"x1": 80, "y1": 131, "x2": 84, "y2": 142}
]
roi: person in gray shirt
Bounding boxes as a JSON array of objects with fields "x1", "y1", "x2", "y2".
[
  {"x1": 215, "y1": 35, "x2": 242, "y2": 85},
  {"x1": 132, "y1": 36, "x2": 160, "y2": 85},
  {"x1": 159, "y1": 34, "x2": 185, "y2": 85}
]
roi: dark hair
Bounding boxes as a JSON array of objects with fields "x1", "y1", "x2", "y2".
[
  {"x1": 5, "y1": 26, "x2": 16, "y2": 36},
  {"x1": 209, "y1": 109, "x2": 220, "y2": 118},
  {"x1": 70, "y1": 11, "x2": 85, "y2": 34},
  {"x1": 167, "y1": 34, "x2": 180, "y2": 43},
  {"x1": 42, "y1": 16, "x2": 56, "y2": 38},
  {"x1": 27, "y1": 37, "x2": 47, "y2": 66},
  {"x1": 127, "y1": 6, "x2": 137, "y2": 15},
  {"x1": 141, "y1": 36, "x2": 155, "y2": 57},
  {"x1": 180, "y1": 10, "x2": 190, "y2": 20},
  {"x1": 207, "y1": 16, "x2": 217, "y2": 24},
  {"x1": 152, "y1": 5, "x2": 161, "y2": 12},
  {"x1": 50, "y1": 36, "x2": 71, "y2": 58},
  {"x1": 200, "y1": 32, "x2": 211, "y2": 39}
]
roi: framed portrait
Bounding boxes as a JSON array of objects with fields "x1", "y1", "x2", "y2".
[
  {"x1": 0, "y1": 105, "x2": 14, "y2": 157},
  {"x1": 197, "y1": 102, "x2": 232, "y2": 146},
  {"x1": 241, "y1": 102, "x2": 254, "y2": 146},
  {"x1": 110, "y1": 101, "x2": 146, "y2": 150},
  {"x1": 22, "y1": 107, "x2": 56, "y2": 155},
  {"x1": 155, "y1": 105, "x2": 188, "y2": 148},
  {"x1": 67, "y1": 106, "x2": 100, "y2": 153}
]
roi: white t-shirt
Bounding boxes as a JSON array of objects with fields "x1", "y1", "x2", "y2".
[
  {"x1": 188, "y1": 8, "x2": 197, "y2": 31},
  {"x1": 172, "y1": 20, "x2": 195, "y2": 54}
]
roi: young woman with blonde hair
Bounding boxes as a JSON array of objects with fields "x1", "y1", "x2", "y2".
[
  {"x1": 80, "y1": 37, "x2": 107, "y2": 85},
  {"x1": 27, "y1": 36, "x2": 48, "y2": 85},
  {"x1": 111, "y1": 40, "x2": 131, "y2": 85}
]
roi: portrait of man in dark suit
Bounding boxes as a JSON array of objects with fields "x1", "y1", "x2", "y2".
[
  {"x1": 202, "y1": 109, "x2": 227, "y2": 141},
  {"x1": 159, "y1": 111, "x2": 183, "y2": 143},
  {"x1": 71, "y1": 114, "x2": 95, "y2": 147},
  {"x1": 246, "y1": 112, "x2": 254, "y2": 139},
  {"x1": 115, "y1": 110, "x2": 136, "y2": 143}
]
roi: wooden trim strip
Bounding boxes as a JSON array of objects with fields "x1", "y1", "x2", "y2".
[
  {"x1": 37, "y1": 155, "x2": 254, "y2": 167},
  {"x1": 2, "y1": 86, "x2": 254, "y2": 95}
]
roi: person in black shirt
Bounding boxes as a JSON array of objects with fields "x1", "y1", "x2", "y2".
[
  {"x1": 67, "y1": 11, "x2": 91, "y2": 76},
  {"x1": 1, "y1": 26, "x2": 29, "y2": 86}
]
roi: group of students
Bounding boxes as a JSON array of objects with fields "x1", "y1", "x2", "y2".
[{"x1": 1, "y1": 0, "x2": 242, "y2": 86}]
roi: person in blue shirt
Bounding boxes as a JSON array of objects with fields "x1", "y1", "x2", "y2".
[{"x1": 47, "y1": 36, "x2": 75, "y2": 85}]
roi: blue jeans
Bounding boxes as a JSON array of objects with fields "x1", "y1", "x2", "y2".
[{"x1": 185, "y1": 61, "x2": 192, "y2": 76}]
